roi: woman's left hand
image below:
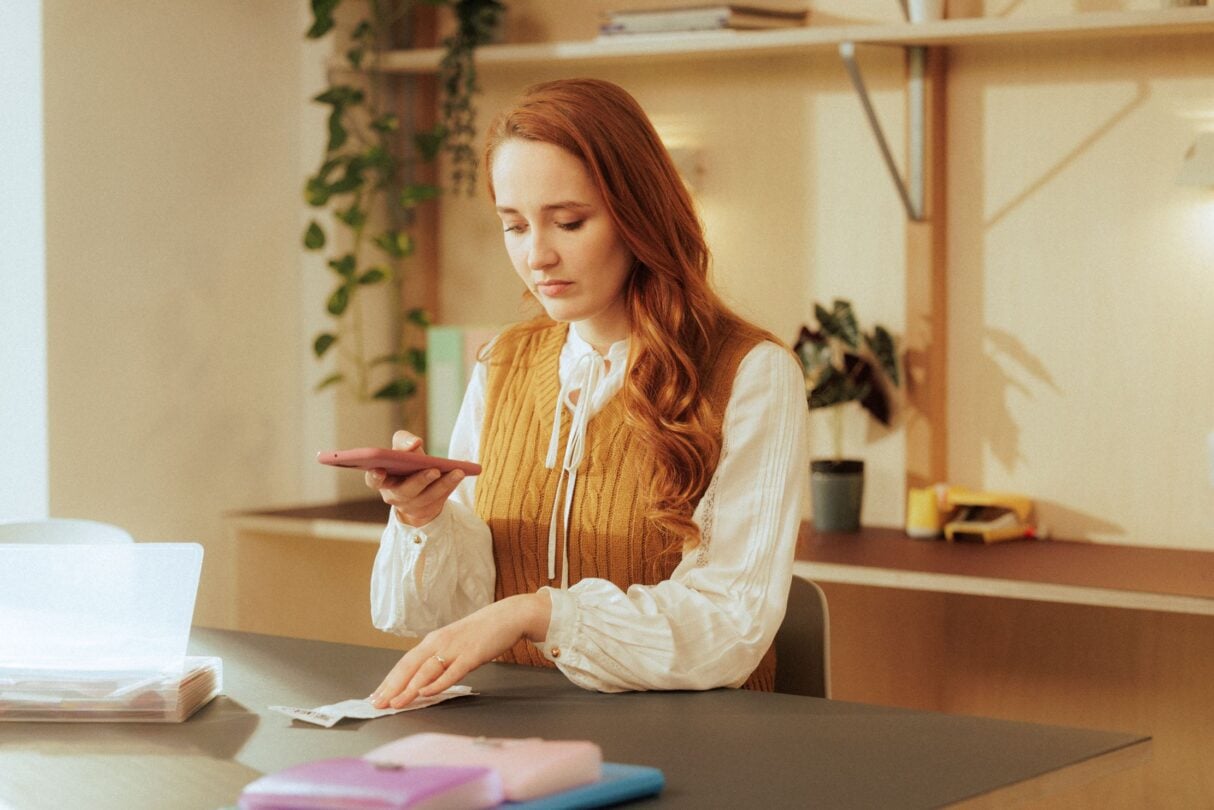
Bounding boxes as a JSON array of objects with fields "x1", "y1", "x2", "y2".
[{"x1": 370, "y1": 592, "x2": 552, "y2": 709}]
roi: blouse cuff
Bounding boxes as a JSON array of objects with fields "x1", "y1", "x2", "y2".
[
  {"x1": 390, "y1": 503, "x2": 455, "y2": 544},
  {"x1": 535, "y1": 586, "x2": 581, "y2": 667}
]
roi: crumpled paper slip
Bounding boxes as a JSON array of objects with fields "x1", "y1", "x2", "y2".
[{"x1": 269, "y1": 685, "x2": 476, "y2": 728}]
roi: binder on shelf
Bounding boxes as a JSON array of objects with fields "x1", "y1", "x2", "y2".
[{"x1": 426, "y1": 325, "x2": 499, "y2": 458}]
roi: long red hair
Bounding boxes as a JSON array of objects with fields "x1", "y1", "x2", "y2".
[{"x1": 483, "y1": 78, "x2": 772, "y2": 548}]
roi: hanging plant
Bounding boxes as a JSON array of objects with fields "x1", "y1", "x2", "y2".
[{"x1": 301, "y1": 0, "x2": 503, "y2": 407}]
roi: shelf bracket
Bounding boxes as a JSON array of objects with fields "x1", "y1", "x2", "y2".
[{"x1": 839, "y1": 41, "x2": 927, "y2": 222}]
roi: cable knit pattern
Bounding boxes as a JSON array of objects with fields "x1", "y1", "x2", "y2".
[{"x1": 476, "y1": 321, "x2": 776, "y2": 690}]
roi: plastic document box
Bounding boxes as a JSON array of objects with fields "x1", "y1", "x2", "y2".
[{"x1": 0, "y1": 542, "x2": 220, "y2": 722}]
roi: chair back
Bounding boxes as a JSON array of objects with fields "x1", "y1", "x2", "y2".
[
  {"x1": 773, "y1": 575, "x2": 831, "y2": 698},
  {"x1": 0, "y1": 518, "x2": 134, "y2": 544}
]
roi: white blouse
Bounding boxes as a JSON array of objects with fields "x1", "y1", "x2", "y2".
[{"x1": 370, "y1": 324, "x2": 810, "y2": 693}]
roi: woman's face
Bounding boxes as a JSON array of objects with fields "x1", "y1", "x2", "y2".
[{"x1": 491, "y1": 139, "x2": 634, "y2": 351}]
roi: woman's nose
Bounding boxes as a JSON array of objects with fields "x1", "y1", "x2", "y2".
[{"x1": 527, "y1": 234, "x2": 558, "y2": 270}]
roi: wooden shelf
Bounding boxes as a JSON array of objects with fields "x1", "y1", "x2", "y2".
[
  {"x1": 233, "y1": 501, "x2": 1214, "y2": 617},
  {"x1": 228, "y1": 499, "x2": 388, "y2": 543},
  {"x1": 359, "y1": 8, "x2": 1214, "y2": 74},
  {"x1": 795, "y1": 525, "x2": 1214, "y2": 616}
]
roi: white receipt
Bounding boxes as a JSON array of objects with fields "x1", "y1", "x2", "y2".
[{"x1": 269, "y1": 685, "x2": 476, "y2": 728}]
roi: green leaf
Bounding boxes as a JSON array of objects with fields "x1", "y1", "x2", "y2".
[
  {"x1": 400, "y1": 184, "x2": 442, "y2": 207},
  {"x1": 304, "y1": 177, "x2": 331, "y2": 207},
  {"x1": 336, "y1": 205, "x2": 366, "y2": 228},
  {"x1": 808, "y1": 366, "x2": 851, "y2": 410},
  {"x1": 406, "y1": 347, "x2": 427, "y2": 374},
  {"x1": 405, "y1": 308, "x2": 431, "y2": 328},
  {"x1": 313, "y1": 86, "x2": 363, "y2": 107},
  {"x1": 306, "y1": 0, "x2": 339, "y2": 38},
  {"x1": 374, "y1": 231, "x2": 414, "y2": 259},
  {"x1": 346, "y1": 47, "x2": 364, "y2": 70},
  {"x1": 358, "y1": 267, "x2": 387, "y2": 285},
  {"x1": 328, "y1": 167, "x2": 363, "y2": 195},
  {"x1": 373, "y1": 378, "x2": 418, "y2": 401},
  {"x1": 831, "y1": 299, "x2": 861, "y2": 349},
  {"x1": 303, "y1": 221, "x2": 326, "y2": 250},
  {"x1": 313, "y1": 332, "x2": 337, "y2": 357},
  {"x1": 816, "y1": 300, "x2": 859, "y2": 349},
  {"x1": 355, "y1": 145, "x2": 393, "y2": 177},
  {"x1": 414, "y1": 125, "x2": 448, "y2": 162},
  {"x1": 793, "y1": 327, "x2": 832, "y2": 382},
  {"x1": 327, "y1": 283, "x2": 351, "y2": 315},
  {"x1": 314, "y1": 372, "x2": 344, "y2": 392},
  {"x1": 327, "y1": 109, "x2": 348, "y2": 152},
  {"x1": 865, "y1": 326, "x2": 900, "y2": 387},
  {"x1": 328, "y1": 254, "x2": 356, "y2": 278},
  {"x1": 371, "y1": 114, "x2": 399, "y2": 134}
]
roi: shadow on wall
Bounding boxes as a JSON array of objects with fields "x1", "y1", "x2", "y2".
[
  {"x1": 985, "y1": 83, "x2": 1150, "y2": 230},
  {"x1": 1035, "y1": 497, "x2": 1126, "y2": 541},
  {"x1": 972, "y1": 327, "x2": 1059, "y2": 474}
]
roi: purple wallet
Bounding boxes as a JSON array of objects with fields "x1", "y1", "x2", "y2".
[{"x1": 237, "y1": 757, "x2": 503, "y2": 809}]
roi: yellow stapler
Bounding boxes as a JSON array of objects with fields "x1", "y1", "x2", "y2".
[
  {"x1": 905, "y1": 485, "x2": 1035, "y2": 542},
  {"x1": 942, "y1": 488, "x2": 1034, "y2": 543}
]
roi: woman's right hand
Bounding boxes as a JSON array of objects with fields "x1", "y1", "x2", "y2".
[{"x1": 365, "y1": 430, "x2": 466, "y2": 527}]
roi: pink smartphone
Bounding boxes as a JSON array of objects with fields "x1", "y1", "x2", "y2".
[{"x1": 316, "y1": 447, "x2": 482, "y2": 477}]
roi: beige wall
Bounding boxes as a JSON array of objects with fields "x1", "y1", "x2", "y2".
[
  {"x1": 949, "y1": 35, "x2": 1214, "y2": 548},
  {"x1": 34, "y1": 0, "x2": 1213, "y2": 648},
  {"x1": 436, "y1": 1, "x2": 1214, "y2": 549},
  {"x1": 40, "y1": 1, "x2": 389, "y2": 628}
]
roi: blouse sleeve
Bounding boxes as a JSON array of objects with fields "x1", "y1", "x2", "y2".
[
  {"x1": 534, "y1": 341, "x2": 810, "y2": 692},
  {"x1": 369, "y1": 360, "x2": 496, "y2": 637}
]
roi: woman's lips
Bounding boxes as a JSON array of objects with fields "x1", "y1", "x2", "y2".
[{"x1": 536, "y1": 281, "x2": 574, "y2": 297}]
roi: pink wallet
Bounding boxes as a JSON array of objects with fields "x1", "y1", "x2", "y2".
[
  {"x1": 364, "y1": 733, "x2": 603, "y2": 802},
  {"x1": 237, "y1": 757, "x2": 502, "y2": 809}
]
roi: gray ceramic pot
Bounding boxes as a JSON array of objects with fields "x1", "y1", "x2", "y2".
[{"x1": 810, "y1": 459, "x2": 864, "y2": 533}]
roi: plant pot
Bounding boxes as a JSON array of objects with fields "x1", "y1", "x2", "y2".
[
  {"x1": 907, "y1": 0, "x2": 946, "y2": 22},
  {"x1": 810, "y1": 459, "x2": 864, "y2": 533}
]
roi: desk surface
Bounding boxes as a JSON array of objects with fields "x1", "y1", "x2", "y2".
[
  {"x1": 796, "y1": 525, "x2": 1214, "y2": 615},
  {"x1": 0, "y1": 629, "x2": 1149, "y2": 809}
]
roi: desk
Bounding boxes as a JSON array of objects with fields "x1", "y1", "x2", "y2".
[
  {"x1": 0, "y1": 629, "x2": 1148, "y2": 810},
  {"x1": 792, "y1": 526, "x2": 1214, "y2": 808}
]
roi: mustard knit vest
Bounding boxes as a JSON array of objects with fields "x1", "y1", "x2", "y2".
[{"x1": 475, "y1": 320, "x2": 776, "y2": 691}]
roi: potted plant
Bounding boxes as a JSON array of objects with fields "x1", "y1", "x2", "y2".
[
  {"x1": 302, "y1": 0, "x2": 504, "y2": 420},
  {"x1": 794, "y1": 299, "x2": 902, "y2": 532}
]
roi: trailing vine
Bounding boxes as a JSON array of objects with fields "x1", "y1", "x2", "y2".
[
  {"x1": 438, "y1": 0, "x2": 503, "y2": 195},
  {"x1": 302, "y1": 0, "x2": 503, "y2": 408}
]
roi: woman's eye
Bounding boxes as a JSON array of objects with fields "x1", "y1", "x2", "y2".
[
  {"x1": 503, "y1": 223, "x2": 525, "y2": 234},
  {"x1": 557, "y1": 220, "x2": 585, "y2": 232}
]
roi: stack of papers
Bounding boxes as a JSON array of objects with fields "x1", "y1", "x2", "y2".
[
  {"x1": 0, "y1": 656, "x2": 222, "y2": 723},
  {"x1": 0, "y1": 542, "x2": 218, "y2": 723}
]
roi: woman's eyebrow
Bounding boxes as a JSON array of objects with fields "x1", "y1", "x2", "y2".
[{"x1": 495, "y1": 201, "x2": 593, "y2": 214}]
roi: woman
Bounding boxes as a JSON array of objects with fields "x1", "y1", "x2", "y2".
[{"x1": 367, "y1": 78, "x2": 808, "y2": 709}]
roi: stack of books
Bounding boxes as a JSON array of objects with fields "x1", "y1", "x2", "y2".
[{"x1": 599, "y1": 4, "x2": 809, "y2": 37}]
